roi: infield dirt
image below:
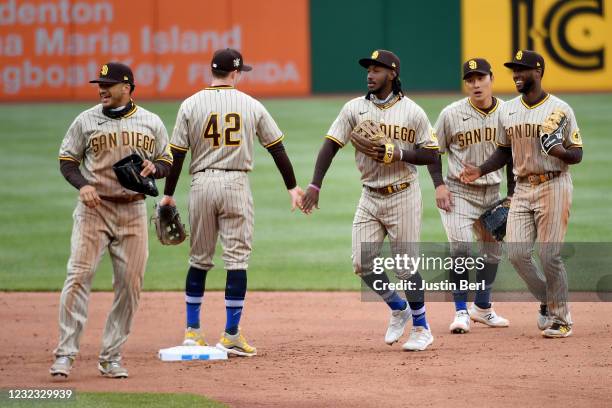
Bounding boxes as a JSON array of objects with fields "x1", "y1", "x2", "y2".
[{"x1": 1, "y1": 292, "x2": 610, "y2": 407}]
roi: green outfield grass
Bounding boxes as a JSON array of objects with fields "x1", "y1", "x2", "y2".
[
  {"x1": 1, "y1": 391, "x2": 225, "y2": 407},
  {"x1": 1, "y1": 94, "x2": 610, "y2": 291}
]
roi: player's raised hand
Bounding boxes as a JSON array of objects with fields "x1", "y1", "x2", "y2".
[
  {"x1": 459, "y1": 161, "x2": 482, "y2": 183},
  {"x1": 79, "y1": 185, "x2": 101, "y2": 208},
  {"x1": 288, "y1": 186, "x2": 305, "y2": 212},
  {"x1": 140, "y1": 159, "x2": 156, "y2": 177},
  {"x1": 159, "y1": 195, "x2": 176, "y2": 207},
  {"x1": 301, "y1": 184, "x2": 320, "y2": 215},
  {"x1": 435, "y1": 184, "x2": 453, "y2": 212}
]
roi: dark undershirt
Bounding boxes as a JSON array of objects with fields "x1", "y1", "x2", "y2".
[
  {"x1": 427, "y1": 148, "x2": 516, "y2": 196},
  {"x1": 266, "y1": 142, "x2": 297, "y2": 190},
  {"x1": 310, "y1": 138, "x2": 437, "y2": 188},
  {"x1": 163, "y1": 142, "x2": 297, "y2": 196},
  {"x1": 60, "y1": 159, "x2": 171, "y2": 191}
]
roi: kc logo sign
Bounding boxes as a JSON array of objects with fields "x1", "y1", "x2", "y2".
[
  {"x1": 511, "y1": 0, "x2": 604, "y2": 71},
  {"x1": 462, "y1": 0, "x2": 612, "y2": 92}
]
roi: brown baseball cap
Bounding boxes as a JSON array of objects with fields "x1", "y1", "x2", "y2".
[
  {"x1": 359, "y1": 49, "x2": 400, "y2": 75},
  {"x1": 462, "y1": 58, "x2": 492, "y2": 79},
  {"x1": 90, "y1": 62, "x2": 134, "y2": 85},
  {"x1": 504, "y1": 49, "x2": 545, "y2": 72},
  {"x1": 211, "y1": 48, "x2": 252, "y2": 72}
]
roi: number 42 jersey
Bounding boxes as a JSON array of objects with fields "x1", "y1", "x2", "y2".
[{"x1": 170, "y1": 85, "x2": 284, "y2": 173}]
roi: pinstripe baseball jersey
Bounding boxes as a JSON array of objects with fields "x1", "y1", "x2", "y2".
[
  {"x1": 435, "y1": 97, "x2": 504, "y2": 186},
  {"x1": 497, "y1": 94, "x2": 582, "y2": 177},
  {"x1": 58, "y1": 104, "x2": 173, "y2": 198},
  {"x1": 170, "y1": 85, "x2": 283, "y2": 173},
  {"x1": 326, "y1": 95, "x2": 438, "y2": 188}
]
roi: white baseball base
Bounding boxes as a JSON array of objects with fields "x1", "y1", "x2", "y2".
[{"x1": 158, "y1": 345, "x2": 228, "y2": 361}]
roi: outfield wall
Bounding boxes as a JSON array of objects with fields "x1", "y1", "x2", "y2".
[
  {"x1": 0, "y1": 0, "x2": 311, "y2": 100},
  {"x1": 0, "y1": 0, "x2": 610, "y2": 101}
]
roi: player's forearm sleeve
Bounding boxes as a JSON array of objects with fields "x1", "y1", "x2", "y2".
[
  {"x1": 266, "y1": 142, "x2": 297, "y2": 190},
  {"x1": 60, "y1": 160, "x2": 88, "y2": 190},
  {"x1": 153, "y1": 160, "x2": 171, "y2": 179},
  {"x1": 427, "y1": 154, "x2": 444, "y2": 188},
  {"x1": 400, "y1": 147, "x2": 437, "y2": 165},
  {"x1": 506, "y1": 156, "x2": 516, "y2": 196},
  {"x1": 559, "y1": 146, "x2": 583, "y2": 164},
  {"x1": 163, "y1": 147, "x2": 187, "y2": 196},
  {"x1": 311, "y1": 138, "x2": 340, "y2": 188},
  {"x1": 478, "y1": 146, "x2": 512, "y2": 176}
]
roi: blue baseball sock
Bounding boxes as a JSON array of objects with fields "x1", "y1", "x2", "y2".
[
  {"x1": 225, "y1": 269, "x2": 247, "y2": 335},
  {"x1": 450, "y1": 260, "x2": 469, "y2": 311},
  {"x1": 361, "y1": 272, "x2": 407, "y2": 311},
  {"x1": 454, "y1": 300, "x2": 468, "y2": 312},
  {"x1": 185, "y1": 266, "x2": 207, "y2": 329},
  {"x1": 409, "y1": 302, "x2": 428, "y2": 329},
  {"x1": 474, "y1": 262, "x2": 498, "y2": 309}
]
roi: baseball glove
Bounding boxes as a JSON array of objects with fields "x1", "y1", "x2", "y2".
[
  {"x1": 112, "y1": 154, "x2": 159, "y2": 196},
  {"x1": 350, "y1": 120, "x2": 396, "y2": 164},
  {"x1": 474, "y1": 198, "x2": 511, "y2": 242},
  {"x1": 152, "y1": 203, "x2": 187, "y2": 245},
  {"x1": 540, "y1": 110, "x2": 567, "y2": 155}
]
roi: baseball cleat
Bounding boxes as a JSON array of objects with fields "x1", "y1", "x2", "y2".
[
  {"x1": 449, "y1": 310, "x2": 471, "y2": 334},
  {"x1": 49, "y1": 356, "x2": 74, "y2": 378},
  {"x1": 216, "y1": 331, "x2": 257, "y2": 357},
  {"x1": 98, "y1": 360, "x2": 128, "y2": 378},
  {"x1": 537, "y1": 312, "x2": 553, "y2": 330},
  {"x1": 469, "y1": 304, "x2": 509, "y2": 327},
  {"x1": 402, "y1": 326, "x2": 434, "y2": 351},
  {"x1": 385, "y1": 306, "x2": 411, "y2": 345},
  {"x1": 183, "y1": 327, "x2": 208, "y2": 346},
  {"x1": 542, "y1": 323, "x2": 572, "y2": 338}
]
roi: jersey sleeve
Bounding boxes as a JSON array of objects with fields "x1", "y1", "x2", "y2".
[
  {"x1": 415, "y1": 107, "x2": 439, "y2": 149},
  {"x1": 325, "y1": 102, "x2": 353, "y2": 147},
  {"x1": 58, "y1": 114, "x2": 86, "y2": 163},
  {"x1": 433, "y1": 108, "x2": 450, "y2": 153},
  {"x1": 496, "y1": 109, "x2": 511, "y2": 147},
  {"x1": 256, "y1": 101, "x2": 284, "y2": 148},
  {"x1": 562, "y1": 106, "x2": 583, "y2": 148},
  {"x1": 170, "y1": 101, "x2": 190, "y2": 153},
  {"x1": 153, "y1": 117, "x2": 173, "y2": 165}
]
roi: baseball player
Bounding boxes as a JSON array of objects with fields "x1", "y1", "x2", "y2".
[
  {"x1": 302, "y1": 50, "x2": 439, "y2": 351},
  {"x1": 50, "y1": 62, "x2": 173, "y2": 378},
  {"x1": 161, "y1": 48, "x2": 303, "y2": 357},
  {"x1": 428, "y1": 58, "x2": 513, "y2": 334},
  {"x1": 460, "y1": 50, "x2": 583, "y2": 338}
]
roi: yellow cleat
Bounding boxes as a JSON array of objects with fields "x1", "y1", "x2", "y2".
[
  {"x1": 182, "y1": 327, "x2": 208, "y2": 346},
  {"x1": 216, "y1": 331, "x2": 257, "y2": 357}
]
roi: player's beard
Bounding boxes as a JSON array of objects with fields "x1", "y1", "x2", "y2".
[
  {"x1": 518, "y1": 76, "x2": 535, "y2": 94},
  {"x1": 371, "y1": 79, "x2": 392, "y2": 98}
]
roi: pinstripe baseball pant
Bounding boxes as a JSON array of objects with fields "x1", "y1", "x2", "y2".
[
  {"x1": 55, "y1": 199, "x2": 148, "y2": 362},
  {"x1": 188, "y1": 170, "x2": 254, "y2": 271},
  {"x1": 506, "y1": 172, "x2": 573, "y2": 326}
]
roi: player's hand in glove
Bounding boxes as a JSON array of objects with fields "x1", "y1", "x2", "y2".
[
  {"x1": 350, "y1": 120, "x2": 396, "y2": 164},
  {"x1": 540, "y1": 110, "x2": 567, "y2": 157},
  {"x1": 372, "y1": 144, "x2": 401, "y2": 163},
  {"x1": 459, "y1": 162, "x2": 482, "y2": 183},
  {"x1": 301, "y1": 185, "x2": 320, "y2": 215},
  {"x1": 288, "y1": 186, "x2": 304, "y2": 212},
  {"x1": 79, "y1": 185, "x2": 101, "y2": 208},
  {"x1": 435, "y1": 184, "x2": 453, "y2": 212}
]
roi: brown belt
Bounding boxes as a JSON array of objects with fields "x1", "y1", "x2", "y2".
[
  {"x1": 366, "y1": 182, "x2": 410, "y2": 196},
  {"x1": 100, "y1": 194, "x2": 145, "y2": 203},
  {"x1": 517, "y1": 171, "x2": 562, "y2": 186}
]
